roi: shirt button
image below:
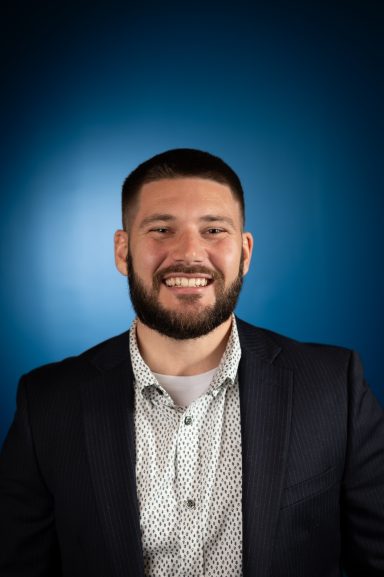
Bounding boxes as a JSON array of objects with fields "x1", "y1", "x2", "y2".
[
  {"x1": 186, "y1": 498, "x2": 196, "y2": 509},
  {"x1": 184, "y1": 415, "x2": 193, "y2": 425}
]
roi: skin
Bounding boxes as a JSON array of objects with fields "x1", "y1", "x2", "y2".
[{"x1": 114, "y1": 177, "x2": 253, "y2": 376}]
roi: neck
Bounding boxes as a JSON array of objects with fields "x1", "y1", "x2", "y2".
[{"x1": 135, "y1": 317, "x2": 233, "y2": 376}]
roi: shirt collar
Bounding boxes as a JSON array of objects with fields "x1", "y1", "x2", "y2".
[
  {"x1": 209, "y1": 316, "x2": 241, "y2": 394},
  {"x1": 129, "y1": 319, "x2": 157, "y2": 393},
  {"x1": 129, "y1": 315, "x2": 241, "y2": 395}
]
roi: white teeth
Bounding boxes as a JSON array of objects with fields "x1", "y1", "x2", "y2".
[{"x1": 164, "y1": 277, "x2": 209, "y2": 287}]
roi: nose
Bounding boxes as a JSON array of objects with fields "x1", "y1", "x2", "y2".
[{"x1": 171, "y1": 229, "x2": 205, "y2": 264}]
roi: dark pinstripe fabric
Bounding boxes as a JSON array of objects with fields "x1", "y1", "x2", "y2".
[{"x1": 0, "y1": 318, "x2": 383, "y2": 576}]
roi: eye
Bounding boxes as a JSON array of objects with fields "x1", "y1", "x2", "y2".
[
  {"x1": 150, "y1": 227, "x2": 169, "y2": 233},
  {"x1": 206, "y1": 228, "x2": 224, "y2": 234}
]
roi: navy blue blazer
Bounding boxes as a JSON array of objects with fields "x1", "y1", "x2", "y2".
[{"x1": 1, "y1": 318, "x2": 384, "y2": 576}]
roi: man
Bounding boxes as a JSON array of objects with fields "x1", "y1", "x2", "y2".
[{"x1": 0, "y1": 148, "x2": 383, "y2": 577}]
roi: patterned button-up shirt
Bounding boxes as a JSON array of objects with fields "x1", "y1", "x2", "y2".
[{"x1": 130, "y1": 317, "x2": 243, "y2": 577}]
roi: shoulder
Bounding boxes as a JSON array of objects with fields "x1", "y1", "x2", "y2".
[
  {"x1": 236, "y1": 316, "x2": 354, "y2": 377},
  {"x1": 20, "y1": 330, "x2": 131, "y2": 399}
]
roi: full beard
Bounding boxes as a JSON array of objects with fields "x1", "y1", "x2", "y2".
[{"x1": 127, "y1": 252, "x2": 244, "y2": 340}]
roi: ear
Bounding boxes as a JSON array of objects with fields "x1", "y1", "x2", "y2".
[
  {"x1": 241, "y1": 232, "x2": 253, "y2": 276},
  {"x1": 114, "y1": 230, "x2": 129, "y2": 276}
]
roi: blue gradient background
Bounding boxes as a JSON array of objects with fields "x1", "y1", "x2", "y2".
[{"x1": 1, "y1": 0, "x2": 383, "y2": 444}]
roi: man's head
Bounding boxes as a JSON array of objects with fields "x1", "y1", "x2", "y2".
[{"x1": 115, "y1": 149, "x2": 253, "y2": 339}]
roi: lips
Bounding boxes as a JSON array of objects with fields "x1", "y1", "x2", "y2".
[{"x1": 164, "y1": 277, "x2": 209, "y2": 287}]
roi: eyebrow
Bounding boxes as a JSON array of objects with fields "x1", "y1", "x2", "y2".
[
  {"x1": 200, "y1": 215, "x2": 236, "y2": 227},
  {"x1": 139, "y1": 214, "x2": 176, "y2": 228},
  {"x1": 139, "y1": 213, "x2": 236, "y2": 229}
]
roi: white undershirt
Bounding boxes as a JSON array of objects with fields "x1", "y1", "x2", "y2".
[{"x1": 152, "y1": 367, "x2": 218, "y2": 407}]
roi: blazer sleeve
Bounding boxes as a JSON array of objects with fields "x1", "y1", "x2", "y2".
[
  {"x1": 0, "y1": 376, "x2": 61, "y2": 576},
  {"x1": 341, "y1": 351, "x2": 384, "y2": 576}
]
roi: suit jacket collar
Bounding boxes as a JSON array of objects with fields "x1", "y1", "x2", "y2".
[
  {"x1": 82, "y1": 319, "x2": 293, "y2": 577},
  {"x1": 237, "y1": 318, "x2": 293, "y2": 576},
  {"x1": 82, "y1": 341, "x2": 145, "y2": 577}
]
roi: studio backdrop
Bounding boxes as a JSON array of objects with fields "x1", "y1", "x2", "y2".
[{"x1": 1, "y1": 0, "x2": 383, "y2": 444}]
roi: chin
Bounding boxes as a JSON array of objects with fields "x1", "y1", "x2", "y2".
[{"x1": 165, "y1": 296, "x2": 214, "y2": 309}]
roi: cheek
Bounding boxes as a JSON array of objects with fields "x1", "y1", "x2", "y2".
[
  {"x1": 211, "y1": 243, "x2": 242, "y2": 275},
  {"x1": 132, "y1": 242, "x2": 167, "y2": 276}
]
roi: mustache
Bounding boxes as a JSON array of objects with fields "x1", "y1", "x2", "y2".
[{"x1": 153, "y1": 264, "x2": 224, "y2": 288}]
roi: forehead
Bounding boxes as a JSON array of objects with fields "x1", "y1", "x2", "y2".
[{"x1": 136, "y1": 177, "x2": 242, "y2": 219}]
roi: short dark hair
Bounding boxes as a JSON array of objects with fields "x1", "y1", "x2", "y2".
[{"x1": 121, "y1": 148, "x2": 245, "y2": 230}]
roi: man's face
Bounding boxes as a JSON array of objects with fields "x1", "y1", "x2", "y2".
[{"x1": 115, "y1": 177, "x2": 253, "y2": 339}]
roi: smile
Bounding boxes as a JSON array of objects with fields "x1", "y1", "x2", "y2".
[{"x1": 164, "y1": 277, "x2": 211, "y2": 288}]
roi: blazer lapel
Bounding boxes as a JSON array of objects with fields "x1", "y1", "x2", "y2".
[
  {"x1": 82, "y1": 356, "x2": 144, "y2": 577},
  {"x1": 237, "y1": 320, "x2": 293, "y2": 577}
]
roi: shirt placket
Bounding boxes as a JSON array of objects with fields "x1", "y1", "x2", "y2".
[{"x1": 176, "y1": 395, "x2": 211, "y2": 577}]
